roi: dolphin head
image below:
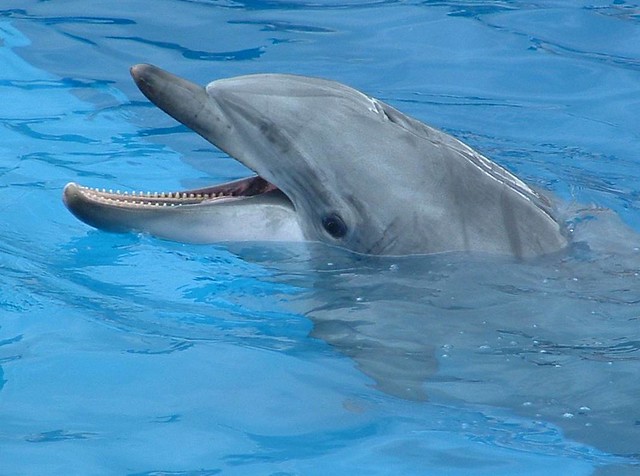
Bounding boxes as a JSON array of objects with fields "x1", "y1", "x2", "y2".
[
  {"x1": 129, "y1": 64, "x2": 415, "y2": 254},
  {"x1": 64, "y1": 64, "x2": 567, "y2": 256}
]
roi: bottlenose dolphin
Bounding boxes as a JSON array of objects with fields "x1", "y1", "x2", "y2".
[{"x1": 63, "y1": 64, "x2": 568, "y2": 257}]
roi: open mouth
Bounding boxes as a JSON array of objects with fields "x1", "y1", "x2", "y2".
[
  {"x1": 63, "y1": 62, "x2": 289, "y2": 214},
  {"x1": 63, "y1": 175, "x2": 283, "y2": 210},
  {"x1": 63, "y1": 63, "x2": 303, "y2": 240}
]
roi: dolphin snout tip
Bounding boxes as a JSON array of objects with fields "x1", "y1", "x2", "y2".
[
  {"x1": 130, "y1": 64, "x2": 170, "y2": 101},
  {"x1": 62, "y1": 182, "x2": 81, "y2": 209},
  {"x1": 129, "y1": 63, "x2": 158, "y2": 85}
]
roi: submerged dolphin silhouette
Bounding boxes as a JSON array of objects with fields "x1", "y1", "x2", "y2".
[{"x1": 63, "y1": 64, "x2": 567, "y2": 257}]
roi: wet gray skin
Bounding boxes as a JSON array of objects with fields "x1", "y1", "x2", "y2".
[{"x1": 63, "y1": 64, "x2": 568, "y2": 257}]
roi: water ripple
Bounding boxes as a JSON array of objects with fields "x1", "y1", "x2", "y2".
[
  {"x1": 106, "y1": 36, "x2": 265, "y2": 61},
  {"x1": 128, "y1": 470, "x2": 221, "y2": 476},
  {"x1": 1, "y1": 8, "x2": 136, "y2": 26},
  {"x1": 26, "y1": 429, "x2": 99, "y2": 443},
  {"x1": 228, "y1": 19, "x2": 336, "y2": 33},
  {"x1": 178, "y1": 0, "x2": 398, "y2": 9}
]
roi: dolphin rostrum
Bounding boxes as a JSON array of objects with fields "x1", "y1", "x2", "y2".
[{"x1": 63, "y1": 64, "x2": 568, "y2": 257}]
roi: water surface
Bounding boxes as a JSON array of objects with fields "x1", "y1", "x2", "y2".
[{"x1": 1, "y1": 1, "x2": 639, "y2": 474}]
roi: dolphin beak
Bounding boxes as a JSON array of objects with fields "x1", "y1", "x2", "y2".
[
  {"x1": 62, "y1": 64, "x2": 303, "y2": 243},
  {"x1": 130, "y1": 63, "x2": 221, "y2": 141}
]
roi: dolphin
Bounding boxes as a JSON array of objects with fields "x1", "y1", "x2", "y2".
[{"x1": 63, "y1": 64, "x2": 568, "y2": 257}]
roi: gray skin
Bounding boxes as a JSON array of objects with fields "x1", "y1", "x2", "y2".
[{"x1": 63, "y1": 64, "x2": 568, "y2": 257}]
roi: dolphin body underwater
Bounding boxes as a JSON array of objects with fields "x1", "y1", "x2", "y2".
[{"x1": 64, "y1": 64, "x2": 568, "y2": 258}]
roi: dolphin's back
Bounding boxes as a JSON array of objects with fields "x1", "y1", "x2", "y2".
[{"x1": 353, "y1": 98, "x2": 568, "y2": 257}]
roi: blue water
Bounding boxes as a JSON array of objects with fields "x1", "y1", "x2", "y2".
[{"x1": 1, "y1": 1, "x2": 639, "y2": 474}]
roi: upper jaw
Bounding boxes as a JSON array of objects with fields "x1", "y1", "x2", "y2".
[
  {"x1": 130, "y1": 63, "x2": 239, "y2": 161},
  {"x1": 129, "y1": 64, "x2": 284, "y2": 195},
  {"x1": 130, "y1": 64, "x2": 217, "y2": 140}
]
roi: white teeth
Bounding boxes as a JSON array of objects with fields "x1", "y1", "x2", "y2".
[{"x1": 78, "y1": 185, "x2": 231, "y2": 208}]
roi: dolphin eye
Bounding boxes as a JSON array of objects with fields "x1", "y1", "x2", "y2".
[{"x1": 322, "y1": 213, "x2": 347, "y2": 238}]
